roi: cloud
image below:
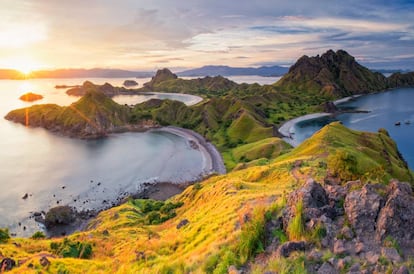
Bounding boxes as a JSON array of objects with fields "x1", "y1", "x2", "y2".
[{"x1": 1, "y1": 0, "x2": 414, "y2": 69}]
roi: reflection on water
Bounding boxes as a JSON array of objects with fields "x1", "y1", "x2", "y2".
[{"x1": 0, "y1": 77, "x2": 209, "y2": 236}]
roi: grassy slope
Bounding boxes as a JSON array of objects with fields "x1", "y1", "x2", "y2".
[
  {"x1": 6, "y1": 90, "x2": 129, "y2": 137},
  {"x1": 2, "y1": 122, "x2": 412, "y2": 273},
  {"x1": 223, "y1": 137, "x2": 292, "y2": 170}
]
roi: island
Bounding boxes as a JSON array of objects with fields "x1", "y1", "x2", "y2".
[
  {"x1": 19, "y1": 92, "x2": 43, "y2": 102},
  {"x1": 123, "y1": 80, "x2": 138, "y2": 87},
  {"x1": 3, "y1": 49, "x2": 414, "y2": 273}
]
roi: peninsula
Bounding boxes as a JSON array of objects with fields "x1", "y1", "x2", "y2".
[{"x1": 2, "y1": 49, "x2": 414, "y2": 273}]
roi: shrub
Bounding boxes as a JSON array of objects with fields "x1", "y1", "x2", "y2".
[
  {"x1": 237, "y1": 208, "x2": 266, "y2": 264},
  {"x1": 272, "y1": 229, "x2": 288, "y2": 244},
  {"x1": 31, "y1": 231, "x2": 46, "y2": 239},
  {"x1": 327, "y1": 150, "x2": 359, "y2": 181},
  {"x1": 146, "y1": 212, "x2": 162, "y2": 225},
  {"x1": 0, "y1": 228, "x2": 10, "y2": 243},
  {"x1": 286, "y1": 201, "x2": 305, "y2": 241},
  {"x1": 51, "y1": 238, "x2": 93, "y2": 259}
]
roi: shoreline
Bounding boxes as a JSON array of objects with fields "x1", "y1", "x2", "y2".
[
  {"x1": 151, "y1": 126, "x2": 226, "y2": 175},
  {"x1": 278, "y1": 113, "x2": 331, "y2": 146},
  {"x1": 41, "y1": 126, "x2": 226, "y2": 237},
  {"x1": 278, "y1": 94, "x2": 367, "y2": 147}
]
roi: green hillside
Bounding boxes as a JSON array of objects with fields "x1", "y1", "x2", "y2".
[
  {"x1": 1, "y1": 123, "x2": 412, "y2": 273},
  {"x1": 5, "y1": 89, "x2": 130, "y2": 138}
]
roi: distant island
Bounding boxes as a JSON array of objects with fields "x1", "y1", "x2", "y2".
[
  {"x1": 3, "y1": 49, "x2": 414, "y2": 273},
  {"x1": 19, "y1": 92, "x2": 43, "y2": 102},
  {"x1": 6, "y1": 50, "x2": 414, "y2": 155},
  {"x1": 123, "y1": 80, "x2": 138, "y2": 87},
  {"x1": 176, "y1": 65, "x2": 288, "y2": 77}
]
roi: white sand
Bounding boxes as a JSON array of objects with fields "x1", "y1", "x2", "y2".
[
  {"x1": 279, "y1": 113, "x2": 331, "y2": 147},
  {"x1": 333, "y1": 94, "x2": 362, "y2": 105},
  {"x1": 151, "y1": 126, "x2": 226, "y2": 176}
]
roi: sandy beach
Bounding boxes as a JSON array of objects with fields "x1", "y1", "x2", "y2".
[
  {"x1": 152, "y1": 126, "x2": 226, "y2": 175},
  {"x1": 278, "y1": 113, "x2": 331, "y2": 146},
  {"x1": 278, "y1": 95, "x2": 364, "y2": 147}
]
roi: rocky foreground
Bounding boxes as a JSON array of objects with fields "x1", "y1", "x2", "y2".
[{"x1": 256, "y1": 178, "x2": 414, "y2": 274}]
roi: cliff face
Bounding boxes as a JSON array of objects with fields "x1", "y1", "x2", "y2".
[
  {"x1": 5, "y1": 90, "x2": 130, "y2": 138},
  {"x1": 275, "y1": 50, "x2": 388, "y2": 97}
]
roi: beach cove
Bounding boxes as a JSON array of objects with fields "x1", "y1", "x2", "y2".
[{"x1": 278, "y1": 88, "x2": 414, "y2": 168}]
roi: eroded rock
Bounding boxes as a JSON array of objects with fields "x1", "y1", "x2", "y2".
[
  {"x1": 376, "y1": 180, "x2": 414, "y2": 245},
  {"x1": 344, "y1": 184, "x2": 384, "y2": 237}
]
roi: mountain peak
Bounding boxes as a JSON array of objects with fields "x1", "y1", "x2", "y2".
[
  {"x1": 145, "y1": 68, "x2": 177, "y2": 87},
  {"x1": 276, "y1": 49, "x2": 387, "y2": 97}
]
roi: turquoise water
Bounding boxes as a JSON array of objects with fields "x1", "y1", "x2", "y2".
[{"x1": 293, "y1": 88, "x2": 414, "y2": 168}]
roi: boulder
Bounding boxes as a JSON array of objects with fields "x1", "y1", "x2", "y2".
[
  {"x1": 275, "y1": 241, "x2": 306, "y2": 258},
  {"x1": 0, "y1": 258, "x2": 16, "y2": 271},
  {"x1": 393, "y1": 266, "x2": 410, "y2": 274},
  {"x1": 39, "y1": 256, "x2": 50, "y2": 267},
  {"x1": 321, "y1": 101, "x2": 338, "y2": 113},
  {"x1": 376, "y1": 180, "x2": 414, "y2": 245},
  {"x1": 176, "y1": 219, "x2": 189, "y2": 229},
  {"x1": 344, "y1": 184, "x2": 384, "y2": 237},
  {"x1": 283, "y1": 179, "x2": 328, "y2": 227},
  {"x1": 317, "y1": 262, "x2": 338, "y2": 274},
  {"x1": 45, "y1": 206, "x2": 77, "y2": 228},
  {"x1": 364, "y1": 251, "x2": 379, "y2": 264},
  {"x1": 381, "y1": 247, "x2": 402, "y2": 263},
  {"x1": 333, "y1": 239, "x2": 348, "y2": 255}
]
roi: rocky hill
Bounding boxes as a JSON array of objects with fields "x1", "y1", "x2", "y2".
[
  {"x1": 66, "y1": 81, "x2": 136, "y2": 97},
  {"x1": 6, "y1": 89, "x2": 131, "y2": 138},
  {"x1": 140, "y1": 68, "x2": 241, "y2": 96},
  {"x1": 387, "y1": 71, "x2": 414, "y2": 88},
  {"x1": 0, "y1": 122, "x2": 413, "y2": 273},
  {"x1": 275, "y1": 50, "x2": 388, "y2": 97}
]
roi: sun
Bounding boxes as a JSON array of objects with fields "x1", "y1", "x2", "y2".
[
  {"x1": 7, "y1": 57, "x2": 41, "y2": 75},
  {"x1": 15, "y1": 64, "x2": 34, "y2": 75}
]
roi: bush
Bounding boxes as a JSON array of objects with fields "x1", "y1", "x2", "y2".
[
  {"x1": 286, "y1": 201, "x2": 305, "y2": 241},
  {"x1": 51, "y1": 238, "x2": 93, "y2": 259},
  {"x1": 31, "y1": 231, "x2": 46, "y2": 239},
  {"x1": 0, "y1": 228, "x2": 10, "y2": 243},
  {"x1": 327, "y1": 150, "x2": 359, "y2": 181},
  {"x1": 237, "y1": 208, "x2": 266, "y2": 264}
]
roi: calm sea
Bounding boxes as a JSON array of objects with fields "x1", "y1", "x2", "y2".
[
  {"x1": 0, "y1": 76, "x2": 280, "y2": 236},
  {"x1": 293, "y1": 88, "x2": 414, "y2": 168}
]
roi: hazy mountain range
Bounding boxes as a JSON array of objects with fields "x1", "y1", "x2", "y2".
[
  {"x1": 0, "y1": 65, "x2": 289, "y2": 79},
  {"x1": 175, "y1": 65, "x2": 288, "y2": 77},
  {"x1": 0, "y1": 65, "x2": 410, "y2": 80}
]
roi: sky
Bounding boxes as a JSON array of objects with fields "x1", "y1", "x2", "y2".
[{"x1": 1, "y1": 0, "x2": 414, "y2": 71}]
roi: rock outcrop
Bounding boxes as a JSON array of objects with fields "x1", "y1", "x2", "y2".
[
  {"x1": 344, "y1": 184, "x2": 384, "y2": 237},
  {"x1": 283, "y1": 179, "x2": 329, "y2": 228},
  {"x1": 376, "y1": 180, "x2": 414, "y2": 245},
  {"x1": 266, "y1": 178, "x2": 414, "y2": 273}
]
